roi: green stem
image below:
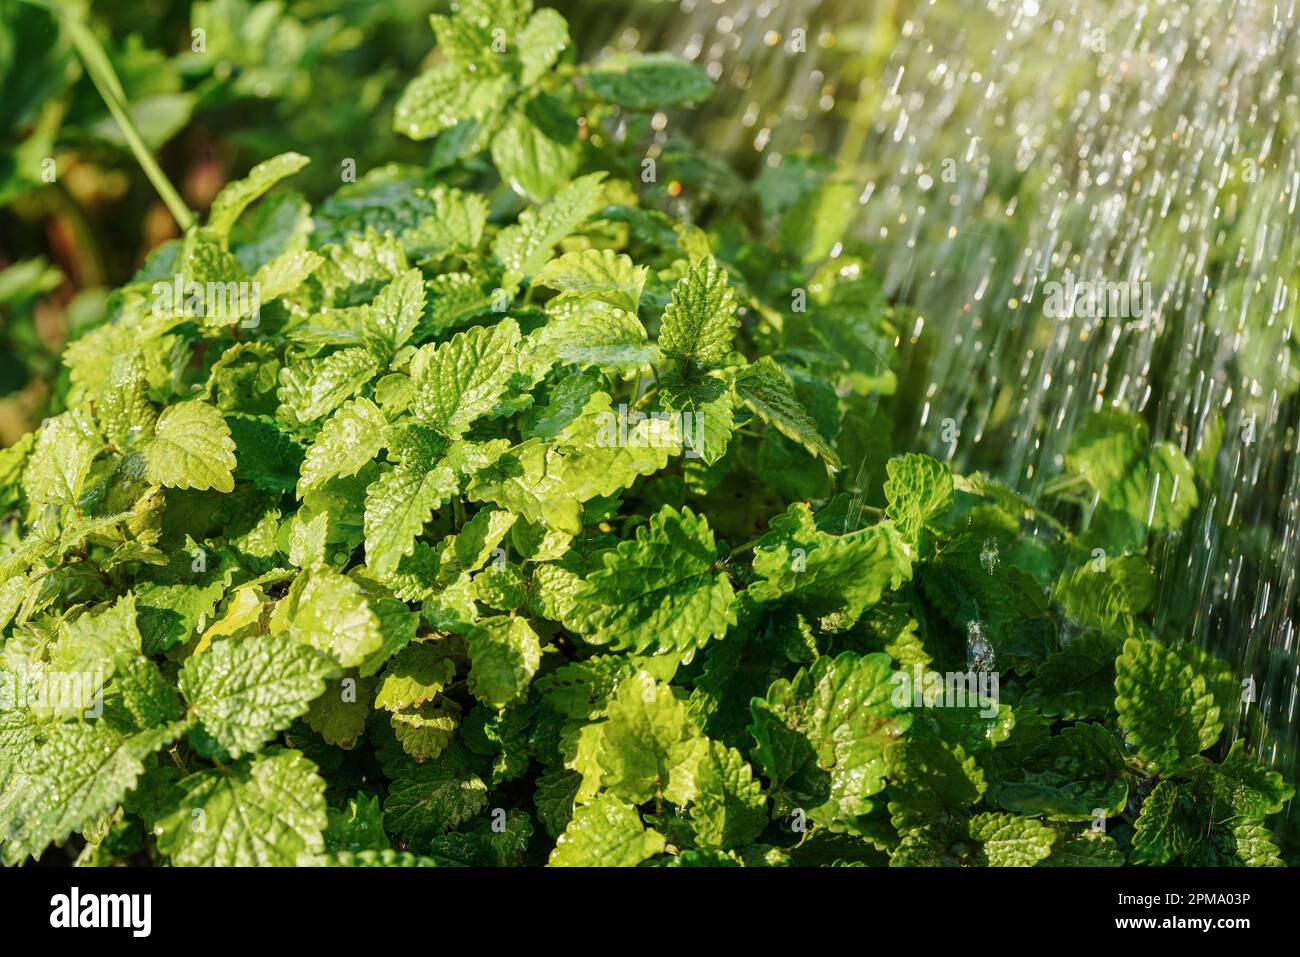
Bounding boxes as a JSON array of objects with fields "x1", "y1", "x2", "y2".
[
  {"x1": 727, "y1": 534, "x2": 766, "y2": 559},
  {"x1": 1039, "y1": 472, "x2": 1090, "y2": 498},
  {"x1": 62, "y1": 11, "x2": 195, "y2": 231}
]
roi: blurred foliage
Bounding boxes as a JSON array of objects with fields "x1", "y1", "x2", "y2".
[{"x1": 0, "y1": 0, "x2": 443, "y2": 438}]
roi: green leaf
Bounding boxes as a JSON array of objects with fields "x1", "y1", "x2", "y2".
[
  {"x1": 584, "y1": 53, "x2": 713, "y2": 110},
  {"x1": 658, "y1": 255, "x2": 737, "y2": 372},
  {"x1": 1051, "y1": 555, "x2": 1154, "y2": 634},
  {"x1": 466, "y1": 615, "x2": 541, "y2": 709},
  {"x1": 689, "y1": 740, "x2": 768, "y2": 849},
  {"x1": 968, "y1": 812, "x2": 1056, "y2": 866},
  {"x1": 534, "y1": 249, "x2": 647, "y2": 313},
  {"x1": 535, "y1": 767, "x2": 581, "y2": 838},
  {"x1": 734, "y1": 357, "x2": 839, "y2": 467},
  {"x1": 548, "y1": 792, "x2": 666, "y2": 866},
  {"x1": 779, "y1": 181, "x2": 857, "y2": 263},
  {"x1": 297, "y1": 397, "x2": 387, "y2": 495},
  {"x1": 491, "y1": 95, "x2": 579, "y2": 201},
  {"x1": 393, "y1": 64, "x2": 511, "y2": 140},
  {"x1": 1115, "y1": 637, "x2": 1222, "y2": 775},
  {"x1": 384, "y1": 750, "x2": 488, "y2": 845},
  {"x1": 1024, "y1": 631, "x2": 1119, "y2": 719},
  {"x1": 572, "y1": 672, "x2": 708, "y2": 805},
  {"x1": 143, "y1": 400, "x2": 237, "y2": 493},
  {"x1": 368, "y1": 268, "x2": 426, "y2": 355},
  {"x1": 254, "y1": 249, "x2": 323, "y2": 301},
  {"x1": 22, "y1": 414, "x2": 97, "y2": 505},
  {"x1": 1, "y1": 720, "x2": 184, "y2": 864},
  {"x1": 155, "y1": 749, "x2": 327, "y2": 866},
  {"x1": 992, "y1": 723, "x2": 1128, "y2": 822},
  {"x1": 659, "y1": 370, "x2": 736, "y2": 466},
  {"x1": 1130, "y1": 780, "x2": 1197, "y2": 865},
  {"x1": 364, "y1": 465, "x2": 459, "y2": 576},
  {"x1": 1043, "y1": 830, "x2": 1125, "y2": 866},
  {"x1": 391, "y1": 701, "x2": 461, "y2": 761},
  {"x1": 181, "y1": 634, "x2": 334, "y2": 759},
  {"x1": 566, "y1": 505, "x2": 735, "y2": 655},
  {"x1": 279, "y1": 348, "x2": 381, "y2": 424},
  {"x1": 518, "y1": 8, "x2": 569, "y2": 84},
  {"x1": 283, "y1": 566, "x2": 384, "y2": 668},
  {"x1": 324, "y1": 793, "x2": 388, "y2": 853},
  {"x1": 533, "y1": 297, "x2": 660, "y2": 371},
  {"x1": 1063, "y1": 409, "x2": 1199, "y2": 532},
  {"x1": 884, "y1": 453, "x2": 954, "y2": 547},
  {"x1": 535, "y1": 655, "x2": 632, "y2": 721},
  {"x1": 1228, "y1": 822, "x2": 1285, "y2": 866},
  {"x1": 750, "y1": 652, "x2": 911, "y2": 825},
  {"x1": 305, "y1": 675, "x2": 374, "y2": 749},
  {"x1": 492, "y1": 172, "x2": 607, "y2": 284},
  {"x1": 1197, "y1": 739, "x2": 1295, "y2": 820},
  {"x1": 208, "y1": 153, "x2": 310, "y2": 240},
  {"x1": 749, "y1": 504, "x2": 912, "y2": 628},
  {"x1": 409, "y1": 319, "x2": 522, "y2": 437},
  {"x1": 375, "y1": 640, "x2": 459, "y2": 711}
]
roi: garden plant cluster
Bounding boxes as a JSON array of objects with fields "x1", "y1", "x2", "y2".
[{"x1": 0, "y1": 1, "x2": 1293, "y2": 867}]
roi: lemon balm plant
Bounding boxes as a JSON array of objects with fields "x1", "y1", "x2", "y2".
[{"x1": 0, "y1": 1, "x2": 1292, "y2": 867}]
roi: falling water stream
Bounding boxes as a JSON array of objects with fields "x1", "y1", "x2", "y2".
[{"x1": 564, "y1": 0, "x2": 1300, "y2": 834}]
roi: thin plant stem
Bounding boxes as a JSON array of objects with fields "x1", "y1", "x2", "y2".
[{"x1": 61, "y1": 12, "x2": 195, "y2": 232}]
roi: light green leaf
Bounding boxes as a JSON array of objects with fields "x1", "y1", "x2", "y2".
[
  {"x1": 532, "y1": 297, "x2": 660, "y2": 371},
  {"x1": 143, "y1": 400, "x2": 237, "y2": 493},
  {"x1": 279, "y1": 347, "x2": 381, "y2": 424},
  {"x1": 534, "y1": 249, "x2": 647, "y2": 313},
  {"x1": 566, "y1": 505, "x2": 734, "y2": 655},
  {"x1": 466, "y1": 616, "x2": 541, "y2": 709},
  {"x1": 208, "y1": 153, "x2": 310, "y2": 239},
  {"x1": 572, "y1": 672, "x2": 707, "y2": 805},
  {"x1": 968, "y1": 812, "x2": 1057, "y2": 866},
  {"x1": 305, "y1": 675, "x2": 374, "y2": 748},
  {"x1": 22, "y1": 415, "x2": 97, "y2": 505},
  {"x1": 297, "y1": 397, "x2": 387, "y2": 495},
  {"x1": 689, "y1": 740, "x2": 767, "y2": 849},
  {"x1": 1064, "y1": 409, "x2": 1198, "y2": 531},
  {"x1": 750, "y1": 652, "x2": 911, "y2": 825},
  {"x1": 254, "y1": 249, "x2": 323, "y2": 301},
  {"x1": 659, "y1": 370, "x2": 735, "y2": 466},
  {"x1": 734, "y1": 357, "x2": 839, "y2": 467},
  {"x1": 750, "y1": 503, "x2": 912, "y2": 628},
  {"x1": 491, "y1": 97, "x2": 579, "y2": 202},
  {"x1": 368, "y1": 268, "x2": 426, "y2": 354},
  {"x1": 518, "y1": 8, "x2": 569, "y2": 83},
  {"x1": 492, "y1": 172, "x2": 607, "y2": 284},
  {"x1": 364, "y1": 465, "x2": 459, "y2": 576},
  {"x1": 548, "y1": 792, "x2": 666, "y2": 866},
  {"x1": 393, "y1": 64, "x2": 511, "y2": 140},
  {"x1": 283, "y1": 566, "x2": 384, "y2": 668},
  {"x1": 658, "y1": 255, "x2": 737, "y2": 372},
  {"x1": 155, "y1": 749, "x2": 327, "y2": 866},
  {"x1": 883, "y1": 453, "x2": 954, "y2": 547},
  {"x1": 181, "y1": 633, "x2": 334, "y2": 759},
  {"x1": 0, "y1": 720, "x2": 184, "y2": 865},
  {"x1": 1051, "y1": 555, "x2": 1154, "y2": 634},
  {"x1": 409, "y1": 319, "x2": 521, "y2": 438},
  {"x1": 375, "y1": 640, "x2": 460, "y2": 711},
  {"x1": 1043, "y1": 830, "x2": 1125, "y2": 866},
  {"x1": 391, "y1": 701, "x2": 460, "y2": 761}
]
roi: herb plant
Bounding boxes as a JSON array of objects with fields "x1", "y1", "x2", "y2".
[{"x1": 0, "y1": 1, "x2": 1293, "y2": 867}]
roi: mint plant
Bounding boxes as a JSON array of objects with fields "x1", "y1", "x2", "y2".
[{"x1": 0, "y1": 1, "x2": 1292, "y2": 867}]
